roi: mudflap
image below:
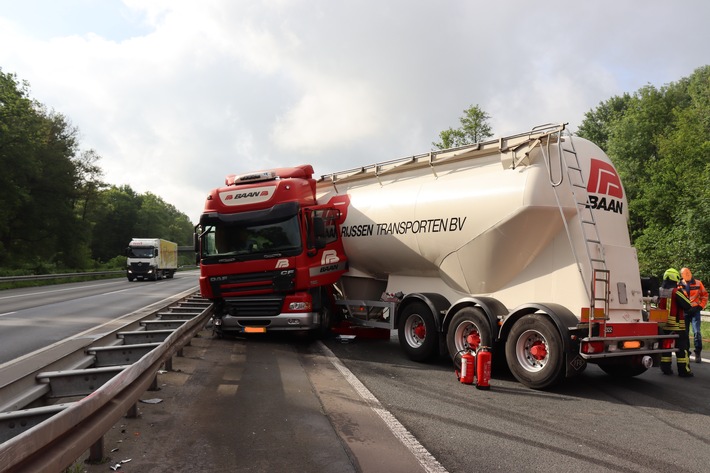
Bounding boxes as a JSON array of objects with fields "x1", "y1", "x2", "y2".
[
  {"x1": 566, "y1": 352, "x2": 588, "y2": 378},
  {"x1": 438, "y1": 332, "x2": 447, "y2": 359}
]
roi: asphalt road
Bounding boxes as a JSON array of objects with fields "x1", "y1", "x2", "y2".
[
  {"x1": 3, "y1": 277, "x2": 709, "y2": 472},
  {"x1": 326, "y1": 333, "x2": 710, "y2": 473},
  {"x1": 80, "y1": 331, "x2": 431, "y2": 473},
  {"x1": 0, "y1": 271, "x2": 200, "y2": 364},
  {"x1": 78, "y1": 328, "x2": 710, "y2": 473}
]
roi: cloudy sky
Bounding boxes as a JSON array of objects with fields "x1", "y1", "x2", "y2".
[{"x1": 1, "y1": 1, "x2": 708, "y2": 222}]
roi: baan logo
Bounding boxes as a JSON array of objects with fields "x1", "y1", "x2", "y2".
[
  {"x1": 321, "y1": 250, "x2": 339, "y2": 265},
  {"x1": 224, "y1": 190, "x2": 270, "y2": 200},
  {"x1": 587, "y1": 159, "x2": 623, "y2": 198},
  {"x1": 586, "y1": 159, "x2": 624, "y2": 214},
  {"x1": 275, "y1": 259, "x2": 289, "y2": 269},
  {"x1": 219, "y1": 186, "x2": 274, "y2": 206}
]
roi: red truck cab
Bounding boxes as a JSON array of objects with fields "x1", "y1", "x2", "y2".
[{"x1": 195, "y1": 164, "x2": 347, "y2": 336}]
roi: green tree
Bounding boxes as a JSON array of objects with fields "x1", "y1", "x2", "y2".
[
  {"x1": 90, "y1": 185, "x2": 142, "y2": 263},
  {"x1": 0, "y1": 69, "x2": 89, "y2": 269},
  {"x1": 135, "y1": 192, "x2": 194, "y2": 245},
  {"x1": 578, "y1": 65, "x2": 710, "y2": 279},
  {"x1": 0, "y1": 69, "x2": 197, "y2": 271},
  {"x1": 433, "y1": 104, "x2": 493, "y2": 149},
  {"x1": 90, "y1": 186, "x2": 195, "y2": 263},
  {"x1": 0, "y1": 70, "x2": 43, "y2": 266}
]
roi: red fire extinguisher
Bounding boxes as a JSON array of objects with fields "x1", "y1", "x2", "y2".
[
  {"x1": 458, "y1": 349, "x2": 476, "y2": 384},
  {"x1": 475, "y1": 346, "x2": 491, "y2": 390}
]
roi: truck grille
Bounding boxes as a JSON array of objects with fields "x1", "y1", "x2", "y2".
[
  {"x1": 129, "y1": 262, "x2": 150, "y2": 273},
  {"x1": 209, "y1": 269, "x2": 295, "y2": 307},
  {"x1": 223, "y1": 296, "x2": 285, "y2": 317}
]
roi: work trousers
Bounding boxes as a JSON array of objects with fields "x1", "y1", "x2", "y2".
[
  {"x1": 685, "y1": 306, "x2": 703, "y2": 354},
  {"x1": 660, "y1": 328, "x2": 692, "y2": 375}
]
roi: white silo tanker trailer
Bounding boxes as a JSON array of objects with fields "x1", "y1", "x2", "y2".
[{"x1": 316, "y1": 123, "x2": 674, "y2": 389}]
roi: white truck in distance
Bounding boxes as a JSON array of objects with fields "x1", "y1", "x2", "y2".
[
  {"x1": 317, "y1": 123, "x2": 675, "y2": 389},
  {"x1": 126, "y1": 238, "x2": 178, "y2": 281}
]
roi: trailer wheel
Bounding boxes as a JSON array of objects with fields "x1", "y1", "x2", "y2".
[
  {"x1": 398, "y1": 302, "x2": 438, "y2": 362},
  {"x1": 446, "y1": 307, "x2": 492, "y2": 369},
  {"x1": 505, "y1": 314, "x2": 564, "y2": 389}
]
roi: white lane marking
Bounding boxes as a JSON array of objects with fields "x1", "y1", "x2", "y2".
[
  {"x1": 0, "y1": 311, "x2": 17, "y2": 317},
  {"x1": 317, "y1": 341, "x2": 449, "y2": 473},
  {"x1": 102, "y1": 288, "x2": 134, "y2": 296},
  {"x1": 0, "y1": 280, "x2": 124, "y2": 301}
]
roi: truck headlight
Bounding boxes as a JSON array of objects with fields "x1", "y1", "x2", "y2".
[{"x1": 289, "y1": 302, "x2": 311, "y2": 311}]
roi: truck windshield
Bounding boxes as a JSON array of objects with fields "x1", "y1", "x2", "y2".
[
  {"x1": 128, "y1": 247, "x2": 155, "y2": 258},
  {"x1": 201, "y1": 215, "x2": 302, "y2": 258}
]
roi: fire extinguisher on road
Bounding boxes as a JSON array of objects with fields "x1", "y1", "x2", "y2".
[
  {"x1": 457, "y1": 349, "x2": 476, "y2": 385},
  {"x1": 475, "y1": 346, "x2": 491, "y2": 390}
]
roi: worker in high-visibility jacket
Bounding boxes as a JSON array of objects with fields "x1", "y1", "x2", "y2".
[
  {"x1": 658, "y1": 268, "x2": 694, "y2": 377},
  {"x1": 680, "y1": 267, "x2": 707, "y2": 363}
]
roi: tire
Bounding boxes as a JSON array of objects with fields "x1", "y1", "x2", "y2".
[
  {"x1": 398, "y1": 302, "x2": 439, "y2": 362},
  {"x1": 505, "y1": 314, "x2": 564, "y2": 389},
  {"x1": 446, "y1": 307, "x2": 492, "y2": 369},
  {"x1": 127, "y1": 276, "x2": 134, "y2": 282},
  {"x1": 315, "y1": 299, "x2": 333, "y2": 340}
]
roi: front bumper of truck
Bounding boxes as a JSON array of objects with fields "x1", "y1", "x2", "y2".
[
  {"x1": 210, "y1": 294, "x2": 324, "y2": 332},
  {"x1": 213, "y1": 311, "x2": 321, "y2": 332}
]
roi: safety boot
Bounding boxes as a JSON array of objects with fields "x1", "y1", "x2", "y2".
[{"x1": 696, "y1": 351, "x2": 702, "y2": 363}]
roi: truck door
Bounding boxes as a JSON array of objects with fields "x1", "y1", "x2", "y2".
[{"x1": 305, "y1": 207, "x2": 348, "y2": 285}]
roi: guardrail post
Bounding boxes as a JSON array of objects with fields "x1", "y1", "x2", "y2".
[
  {"x1": 127, "y1": 403, "x2": 138, "y2": 419},
  {"x1": 164, "y1": 357, "x2": 173, "y2": 372},
  {"x1": 88, "y1": 436, "x2": 105, "y2": 463},
  {"x1": 149, "y1": 374, "x2": 159, "y2": 391}
]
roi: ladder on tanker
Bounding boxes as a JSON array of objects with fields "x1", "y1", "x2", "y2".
[{"x1": 540, "y1": 126, "x2": 610, "y2": 331}]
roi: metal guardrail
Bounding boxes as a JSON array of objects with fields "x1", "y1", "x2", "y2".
[
  {"x1": 0, "y1": 271, "x2": 124, "y2": 282},
  {"x1": 0, "y1": 290, "x2": 213, "y2": 473}
]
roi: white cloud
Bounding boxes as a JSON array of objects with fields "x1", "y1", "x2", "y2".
[
  {"x1": 0, "y1": 0, "x2": 709, "y2": 223},
  {"x1": 272, "y1": 79, "x2": 383, "y2": 153}
]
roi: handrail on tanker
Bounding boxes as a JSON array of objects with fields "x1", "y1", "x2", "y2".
[{"x1": 317, "y1": 123, "x2": 568, "y2": 187}]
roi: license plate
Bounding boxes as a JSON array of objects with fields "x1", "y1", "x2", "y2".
[{"x1": 244, "y1": 326, "x2": 266, "y2": 333}]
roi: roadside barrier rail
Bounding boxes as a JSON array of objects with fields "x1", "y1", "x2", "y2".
[
  {"x1": 0, "y1": 271, "x2": 124, "y2": 282},
  {"x1": 0, "y1": 290, "x2": 213, "y2": 473}
]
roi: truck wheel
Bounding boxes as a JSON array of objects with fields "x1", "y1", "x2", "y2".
[
  {"x1": 505, "y1": 314, "x2": 564, "y2": 389},
  {"x1": 127, "y1": 276, "x2": 134, "y2": 282},
  {"x1": 446, "y1": 307, "x2": 492, "y2": 369},
  {"x1": 315, "y1": 300, "x2": 333, "y2": 339},
  {"x1": 398, "y1": 302, "x2": 438, "y2": 362}
]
